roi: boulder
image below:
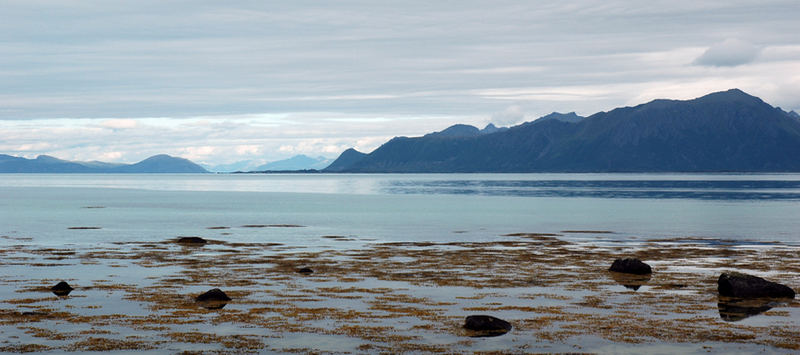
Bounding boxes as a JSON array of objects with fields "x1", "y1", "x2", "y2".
[
  {"x1": 176, "y1": 236, "x2": 207, "y2": 244},
  {"x1": 195, "y1": 288, "x2": 231, "y2": 302},
  {"x1": 298, "y1": 267, "x2": 314, "y2": 274},
  {"x1": 463, "y1": 315, "x2": 512, "y2": 337},
  {"x1": 51, "y1": 281, "x2": 73, "y2": 296},
  {"x1": 608, "y1": 258, "x2": 652, "y2": 275},
  {"x1": 718, "y1": 272, "x2": 795, "y2": 299},
  {"x1": 195, "y1": 288, "x2": 231, "y2": 310}
]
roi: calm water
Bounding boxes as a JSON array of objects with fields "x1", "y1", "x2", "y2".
[
  {"x1": 2, "y1": 173, "x2": 799, "y2": 354},
  {"x1": 1, "y1": 173, "x2": 800, "y2": 245}
]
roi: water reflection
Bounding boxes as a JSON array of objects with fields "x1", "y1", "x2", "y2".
[
  {"x1": 609, "y1": 272, "x2": 651, "y2": 291},
  {"x1": 381, "y1": 179, "x2": 800, "y2": 200},
  {"x1": 717, "y1": 297, "x2": 776, "y2": 322}
]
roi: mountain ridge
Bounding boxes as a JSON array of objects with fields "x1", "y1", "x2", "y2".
[
  {"x1": 0, "y1": 154, "x2": 208, "y2": 173},
  {"x1": 325, "y1": 89, "x2": 800, "y2": 173}
]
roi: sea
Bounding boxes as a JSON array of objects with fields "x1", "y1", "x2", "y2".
[
  {"x1": 2, "y1": 173, "x2": 800, "y2": 246},
  {"x1": 1, "y1": 173, "x2": 799, "y2": 354}
]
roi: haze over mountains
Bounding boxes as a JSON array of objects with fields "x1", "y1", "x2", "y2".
[{"x1": 326, "y1": 89, "x2": 800, "y2": 172}]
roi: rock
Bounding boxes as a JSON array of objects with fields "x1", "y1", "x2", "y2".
[
  {"x1": 463, "y1": 315, "x2": 512, "y2": 337},
  {"x1": 176, "y1": 236, "x2": 207, "y2": 244},
  {"x1": 195, "y1": 288, "x2": 231, "y2": 302},
  {"x1": 51, "y1": 281, "x2": 73, "y2": 296},
  {"x1": 195, "y1": 288, "x2": 231, "y2": 310},
  {"x1": 298, "y1": 267, "x2": 314, "y2": 274},
  {"x1": 718, "y1": 272, "x2": 795, "y2": 299},
  {"x1": 608, "y1": 258, "x2": 652, "y2": 275}
]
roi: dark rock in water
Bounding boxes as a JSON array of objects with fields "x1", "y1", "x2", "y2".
[
  {"x1": 21, "y1": 311, "x2": 49, "y2": 317},
  {"x1": 195, "y1": 288, "x2": 231, "y2": 309},
  {"x1": 463, "y1": 315, "x2": 512, "y2": 337},
  {"x1": 609, "y1": 271, "x2": 651, "y2": 291},
  {"x1": 718, "y1": 297, "x2": 775, "y2": 322},
  {"x1": 298, "y1": 267, "x2": 314, "y2": 274},
  {"x1": 718, "y1": 272, "x2": 795, "y2": 299},
  {"x1": 51, "y1": 281, "x2": 73, "y2": 296},
  {"x1": 608, "y1": 258, "x2": 652, "y2": 275},
  {"x1": 196, "y1": 288, "x2": 231, "y2": 302},
  {"x1": 176, "y1": 236, "x2": 207, "y2": 244}
]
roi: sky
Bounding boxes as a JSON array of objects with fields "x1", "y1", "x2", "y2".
[{"x1": 2, "y1": 1, "x2": 800, "y2": 168}]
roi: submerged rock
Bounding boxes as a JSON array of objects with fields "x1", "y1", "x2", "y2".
[
  {"x1": 195, "y1": 288, "x2": 231, "y2": 310},
  {"x1": 608, "y1": 258, "x2": 652, "y2": 275},
  {"x1": 176, "y1": 236, "x2": 208, "y2": 245},
  {"x1": 298, "y1": 267, "x2": 314, "y2": 274},
  {"x1": 51, "y1": 281, "x2": 73, "y2": 296},
  {"x1": 463, "y1": 315, "x2": 512, "y2": 337},
  {"x1": 718, "y1": 272, "x2": 795, "y2": 299}
]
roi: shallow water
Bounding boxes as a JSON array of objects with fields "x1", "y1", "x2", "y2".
[{"x1": 1, "y1": 173, "x2": 799, "y2": 353}]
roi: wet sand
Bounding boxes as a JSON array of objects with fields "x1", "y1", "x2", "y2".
[{"x1": 1, "y1": 230, "x2": 798, "y2": 354}]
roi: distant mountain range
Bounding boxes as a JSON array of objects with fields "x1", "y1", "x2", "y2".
[
  {"x1": 6, "y1": 89, "x2": 800, "y2": 174},
  {"x1": 205, "y1": 155, "x2": 333, "y2": 172},
  {"x1": 253, "y1": 155, "x2": 332, "y2": 171},
  {"x1": 0, "y1": 154, "x2": 208, "y2": 173},
  {"x1": 326, "y1": 89, "x2": 800, "y2": 172}
]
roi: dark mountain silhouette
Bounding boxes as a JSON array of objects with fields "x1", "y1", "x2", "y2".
[
  {"x1": 326, "y1": 89, "x2": 800, "y2": 172},
  {"x1": 324, "y1": 148, "x2": 368, "y2": 172},
  {"x1": 538, "y1": 112, "x2": 585, "y2": 123},
  {"x1": 0, "y1": 154, "x2": 208, "y2": 173},
  {"x1": 424, "y1": 123, "x2": 509, "y2": 138}
]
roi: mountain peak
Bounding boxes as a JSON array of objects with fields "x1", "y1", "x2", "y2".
[
  {"x1": 324, "y1": 148, "x2": 368, "y2": 172},
  {"x1": 694, "y1": 88, "x2": 764, "y2": 105},
  {"x1": 425, "y1": 124, "x2": 481, "y2": 138},
  {"x1": 538, "y1": 112, "x2": 584, "y2": 123}
]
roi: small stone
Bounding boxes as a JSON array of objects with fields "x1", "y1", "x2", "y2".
[
  {"x1": 176, "y1": 236, "x2": 207, "y2": 244},
  {"x1": 608, "y1": 258, "x2": 652, "y2": 275},
  {"x1": 718, "y1": 272, "x2": 795, "y2": 299},
  {"x1": 463, "y1": 315, "x2": 512, "y2": 337},
  {"x1": 51, "y1": 281, "x2": 73, "y2": 296}
]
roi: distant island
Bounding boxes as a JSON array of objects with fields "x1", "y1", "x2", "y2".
[
  {"x1": 0, "y1": 154, "x2": 208, "y2": 173},
  {"x1": 4, "y1": 89, "x2": 800, "y2": 174},
  {"x1": 325, "y1": 89, "x2": 800, "y2": 173}
]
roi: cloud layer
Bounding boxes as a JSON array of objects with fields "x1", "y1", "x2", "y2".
[
  {"x1": 1, "y1": 1, "x2": 799, "y2": 165},
  {"x1": 694, "y1": 39, "x2": 761, "y2": 67}
]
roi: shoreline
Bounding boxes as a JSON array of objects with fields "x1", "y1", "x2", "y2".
[{"x1": 1, "y1": 232, "x2": 798, "y2": 353}]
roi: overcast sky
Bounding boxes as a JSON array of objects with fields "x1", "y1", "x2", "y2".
[{"x1": 2, "y1": 1, "x2": 799, "y2": 167}]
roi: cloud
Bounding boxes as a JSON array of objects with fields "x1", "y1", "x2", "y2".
[
  {"x1": 694, "y1": 39, "x2": 761, "y2": 67},
  {"x1": 1, "y1": 1, "x2": 799, "y2": 163},
  {"x1": 99, "y1": 119, "x2": 139, "y2": 130},
  {"x1": 490, "y1": 105, "x2": 526, "y2": 126}
]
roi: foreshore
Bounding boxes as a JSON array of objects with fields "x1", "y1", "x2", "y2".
[{"x1": 1, "y1": 230, "x2": 798, "y2": 353}]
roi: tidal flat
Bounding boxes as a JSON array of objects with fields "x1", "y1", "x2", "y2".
[{"x1": 0, "y1": 230, "x2": 798, "y2": 354}]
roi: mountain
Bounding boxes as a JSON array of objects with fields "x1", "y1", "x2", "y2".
[
  {"x1": 324, "y1": 148, "x2": 368, "y2": 172},
  {"x1": 254, "y1": 155, "x2": 333, "y2": 171},
  {"x1": 0, "y1": 154, "x2": 208, "y2": 173},
  {"x1": 538, "y1": 112, "x2": 585, "y2": 123},
  {"x1": 205, "y1": 160, "x2": 262, "y2": 173},
  {"x1": 424, "y1": 123, "x2": 508, "y2": 138},
  {"x1": 111, "y1": 154, "x2": 208, "y2": 173},
  {"x1": 326, "y1": 89, "x2": 800, "y2": 172}
]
